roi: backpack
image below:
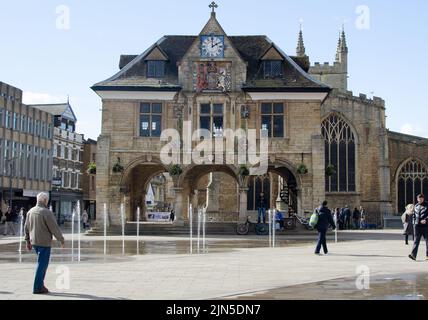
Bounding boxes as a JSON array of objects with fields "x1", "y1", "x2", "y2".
[{"x1": 309, "y1": 209, "x2": 320, "y2": 228}]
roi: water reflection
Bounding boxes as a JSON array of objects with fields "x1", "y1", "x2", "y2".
[
  {"x1": 0, "y1": 239, "x2": 310, "y2": 264},
  {"x1": 224, "y1": 273, "x2": 428, "y2": 300}
]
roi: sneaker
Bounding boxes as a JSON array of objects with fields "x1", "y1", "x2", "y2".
[
  {"x1": 409, "y1": 254, "x2": 416, "y2": 261},
  {"x1": 315, "y1": 252, "x2": 322, "y2": 256},
  {"x1": 33, "y1": 287, "x2": 49, "y2": 295}
]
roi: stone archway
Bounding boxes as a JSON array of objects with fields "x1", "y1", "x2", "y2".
[
  {"x1": 120, "y1": 162, "x2": 170, "y2": 221},
  {"x1": 179, "y1": 164, "x2": 242, "y2": 222}
]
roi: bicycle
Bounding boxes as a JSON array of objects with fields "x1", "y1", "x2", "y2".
[{"x1": 236, "y1": 217, "x2": 270, "y2": 236}]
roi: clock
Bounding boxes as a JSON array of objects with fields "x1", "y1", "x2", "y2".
[{"x1": 200, "y1": 35, "x2": 224, "y2": 58}]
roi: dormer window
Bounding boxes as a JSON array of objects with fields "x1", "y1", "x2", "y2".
[
  {"x1": 147, "y1": 60, "x2": 165, "y2": 78},
  {"x1": 263, "y1": 60, "x2": 283, "y2": 78}
]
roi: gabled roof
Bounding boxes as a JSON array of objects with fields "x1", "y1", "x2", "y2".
[
  {"x1": 29, "y1": 102, "x2": 77, "y2": 122},
  {"x1": 92, "y1": 35, "x2": 329, "y2": 93}
]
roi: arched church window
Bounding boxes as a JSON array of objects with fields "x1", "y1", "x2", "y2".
[
  {"x1": 397, "y1": 159, "x2": 428, "y2": 213},
  {"x1": 322, "y1": 114, "x2": 356, "y2": 192},
  {"x1": 247, "y1": 174, "x2": 270, "y2": 211}
]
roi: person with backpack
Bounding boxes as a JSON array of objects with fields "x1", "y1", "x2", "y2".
[
  {"x1": 409, "y1": 194, "x2": 428, "y2": 261},
  {"x1": 312, "y1": 201, "x2": 336, "y2": 255},
  {"x1": 402, "y1": 204, "x2": 414, "y2": 245}
]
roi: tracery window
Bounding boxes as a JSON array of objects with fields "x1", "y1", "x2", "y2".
[
  {"x1": 397, "y1": 159, "x2": 428, "y2": 213},
  {"x1": 322, "y1": 114, "x2": 356, "y2": 192}
]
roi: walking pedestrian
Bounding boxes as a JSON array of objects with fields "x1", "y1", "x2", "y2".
[
  {"x1": 3, "y1": 207, "x2": 16, "y2": 236},
  {"x1": 409, "y1": 194, "x2": 428, "y2": 261},
  {"x1": 343, "y1": 205, "x2": 351, "y2": 230},
  {"x1": 314, "y1": 201, "x2": 336, "y2": 255},
  {"x1": 353, "y1": 207, "x2": 361, "y2": 230},
  {"x1": 360, "y1": 206, "x2": 366, "y2": 229},
  {"x1": 402, "y1": 204, "x2": 414, "y2": 245},
  {"x1": 82, "y1": 210, "x2": 89, "y2": 230},
  {"x1": 257, "y1": 192, "x2": 267, "y2": 224},
  {"x1": 24, "y1": 192, "x2": 65, "y2": 294}
]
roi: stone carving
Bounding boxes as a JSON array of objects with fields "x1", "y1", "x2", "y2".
[{"x1": 193, "y1": 61, "x2": 232, "y2": 92}]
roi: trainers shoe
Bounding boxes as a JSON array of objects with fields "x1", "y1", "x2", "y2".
[
  {"x1": 33, "y1": 287, "x2": 49, "y2": 295},
  {"x1": 409, "y1": 254, "x2": 416, "y2": 261}
]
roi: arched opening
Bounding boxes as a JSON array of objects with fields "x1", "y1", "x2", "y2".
[
  {"x1": 121, "y1": 162, "x2": 171, "y2": 222},
  {"x1": 322, "y1": 113, "x2": 357, "y2": 193},
  {"x1": 180, "y1": 165, "x2": 240, "y2": 222},
  {"x1": 247, "y1": 164, "x2": 300, "y2": 218},
  {"x1": 396, "y1": 159, "x2": 428, "y2": 213}
]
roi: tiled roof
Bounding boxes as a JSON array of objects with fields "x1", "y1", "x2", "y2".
[{"x1": 93, "y1": 35, "x2": 329, "y2": 92}]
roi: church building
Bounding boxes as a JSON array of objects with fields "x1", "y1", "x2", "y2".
[{"x1": 92, "y1": 3, "x2": 428, "y2": 229}]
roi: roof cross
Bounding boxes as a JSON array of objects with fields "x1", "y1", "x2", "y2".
[{"x1": 209, "y1": 1, "x2": 218, "y2": 14}]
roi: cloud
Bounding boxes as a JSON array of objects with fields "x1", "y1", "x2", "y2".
[
  {"x1": 22, "y1": 92, "x2": 66, "y2": 105},
  {"x1": 400, "y1": 123, "x2": 428, "y2": 138}
]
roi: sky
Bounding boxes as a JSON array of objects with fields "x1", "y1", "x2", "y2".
[{"x1": 0, "y1": 0, "x2": 427, "y2": 140}]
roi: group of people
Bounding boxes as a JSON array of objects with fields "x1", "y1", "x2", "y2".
[
  {"x1": 401, "y1": 194, "x2": 428, "y2": 261},
  {"x1": 334, "y1": 205, "x2": 366, "y2": 230},
  {"x1": 0, "y1": 206, "x2": 27, "y2": 236}
]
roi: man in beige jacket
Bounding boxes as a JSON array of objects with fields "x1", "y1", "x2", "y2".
[{"x1": 25, "y1": 192, "x2": 65, "y2": 294}]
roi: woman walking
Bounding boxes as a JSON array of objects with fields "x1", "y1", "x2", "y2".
[{"x1": 402, "y1": 204, "x2": 414, "y2": 245}]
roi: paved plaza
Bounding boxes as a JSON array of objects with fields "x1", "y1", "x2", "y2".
[{"x1": 0, "y1": 230, "x2": 427, "y2": 300}]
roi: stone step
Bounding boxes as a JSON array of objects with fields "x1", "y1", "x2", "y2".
[{"x1": 86, "y1": 222, "x2": 311, "y2": 236}]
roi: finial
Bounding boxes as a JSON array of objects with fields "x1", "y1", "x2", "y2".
[
  {"x1": 296, "y1": 20, "x2": 306, "y2": 57},
  {"x1": 209, "y1": 1, "x2": 218, "y2": 15}
]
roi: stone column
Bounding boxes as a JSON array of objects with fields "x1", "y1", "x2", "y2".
[
  {"x1": 172, "y1": 187, "x2": 184, "y2": 226},
  {"x1": 238, "y1": 188, "x2": 249, "y2": 222},
  {"x1": 276, "y1": 176, "x2": 287, "y2": 212},
  {"x1": 140, "y1": 191, "x2": 147, "y2": 222},
  {"x1": 206, "y1": 172, "x2": 220, "y2": 212}
]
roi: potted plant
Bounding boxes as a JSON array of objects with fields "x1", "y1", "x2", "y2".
[
  {"x1": 239, "y1": 165, "x2": 250, "y2": 177},
  {"x1": 112, "y1": 157, "x2": 124, "y2": 174},
  {"x1": 87, "y1": 161, "x2": 96, "y2": 175},
  {"x1": 169, "y1": 164, "x2": 183, "y2": 176},
  {"x1": 326, "y1": 164, "x2": 336, "y2": 177},
  {"x1": 297, "y1": 164, "x2": 308, "y2": 175}
]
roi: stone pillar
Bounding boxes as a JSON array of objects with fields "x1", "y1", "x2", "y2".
[
  {"x1": 206, "y1": 172, "x2": 221, "y2": 212},
  {"x1": 239, "y1": 188, "x2": 249, "y2": 222},
  {"x1": 172, "y1": 187, "x2": 184, "y2": 226},
  {"x1": 276, "y1": 176, "x2": 287, "y2": 212},
  {"x1": 140, "y1": 191, "x2": 147, "y2": 222},
  {"x1": 311, "y1": 134, "x2": 325, "y2": 210},
  {"x1": 379, "y1": 128, "x2": 393, "y2": 224}
]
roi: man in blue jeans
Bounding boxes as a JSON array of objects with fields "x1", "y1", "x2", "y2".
[
  {"x1": 315, "y1": 201, "x2": 336, "y2": 255},
  {"x1": 25, "y1": 193, "x2": 65, "y2": 294},
  {"x1": 257, "y1": 193, "x2": 267, "y2": 224}
]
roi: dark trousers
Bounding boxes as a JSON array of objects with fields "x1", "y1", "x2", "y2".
[
  {"x1": 411, "y1": 226, "x2": 428, "y2": 258},
  {"x1": 33, "y1": 246, "x2": 51, "y2": 293},
  {"x1": 405, "y1": 234, "x2": 414, "y2": 245},
  {"x1": 315, "y1": 229, "x2": 328, "y2": 254},
  {"x1": 257, "y1": 207, "x2": 266, "y2": 224}
]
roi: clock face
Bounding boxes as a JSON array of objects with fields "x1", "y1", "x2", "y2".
[{"x1": 201, "y1": 35, "x2": 224, "y2": 58}]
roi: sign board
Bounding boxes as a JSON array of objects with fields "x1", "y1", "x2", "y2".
[
  {"x1": 23, "y1": 190, "x2": 43, "y2": 197},
  {"x1": 146, "y1": 212, "x2": 171, "y2": 222},
  {"x1": 52, "y1": 178, "x2": 62, "y2": 186}
]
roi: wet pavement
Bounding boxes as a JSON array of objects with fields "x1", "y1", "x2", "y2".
[
  {"x1": 224, "y1": 273, "x2": 428, "y2": 300},
  {"x1": 0, "y1": 238, "x2": 312, "y2": 263}
]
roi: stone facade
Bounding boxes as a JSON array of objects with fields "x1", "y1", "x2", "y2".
[
  {"x1": 82, "y1": 138, "x2": 97, "y2": 220},
  {"x1": 92, "y1": 7, "x2": 428, "y2": 229}
]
